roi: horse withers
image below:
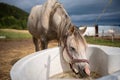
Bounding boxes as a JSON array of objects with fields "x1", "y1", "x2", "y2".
[{"x1": 27, "y1": 0, "x2": 90, "y2": 78}]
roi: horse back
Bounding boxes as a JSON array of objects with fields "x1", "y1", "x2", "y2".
[{"x1": 27, "y1": 5, "x2": 42, "y2": 38}]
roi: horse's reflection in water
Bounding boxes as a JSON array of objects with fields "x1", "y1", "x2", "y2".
[{"x1": 28, "y1": 0, "x2": 90, "y2": 77}]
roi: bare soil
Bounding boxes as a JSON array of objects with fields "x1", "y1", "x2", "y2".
[{"x1": 0, "y1": 39, "x2": 57, "y2": 80}]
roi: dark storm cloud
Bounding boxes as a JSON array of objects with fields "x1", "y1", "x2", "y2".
[
  {"x1": 61, "y1": 0, "x2": 120, "y2": 25},
  {"x1": 0, "y1": 0, "x2": 120, "y2": 25}
]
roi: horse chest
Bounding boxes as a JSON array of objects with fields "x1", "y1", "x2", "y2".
[{"x1": 46, "y1": 29, "x2": 58, "y2": 41}]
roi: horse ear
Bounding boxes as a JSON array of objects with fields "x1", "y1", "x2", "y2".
[
  {"x1": 79, "y1": 26, "x2": 87, "y2": 35},
  {"x1": 68, "y1": 26, "x2": 75, "y2": 35},
  {"x1": 64, "y1": 26, "x2": 74, "y2": 39}
]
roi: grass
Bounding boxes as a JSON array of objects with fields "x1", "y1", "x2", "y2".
[
  {"x1": 0, "y1": 29, "x2": 120, "y2": 47},
  {"x1": 85, "y1": 36, "x2": 120, "y2": 47},
  {"x1": 0, "y1": 29, "x2": 32, "y2": 39}
]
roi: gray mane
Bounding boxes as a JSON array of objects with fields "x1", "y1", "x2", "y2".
[
  {"x1": 49, "y1": 2, "x2": 86, "y2": 47},
  {"x1": 73, "y1": 27, "x2": 87, "y2": 47},
  {"x1": 49, "y1": 2, "x2": 72, "y2": 42}
]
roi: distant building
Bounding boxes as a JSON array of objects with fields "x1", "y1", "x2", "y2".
[
  {"x1": 83, "y1": 27, "x2": 95, "y2": 36},
  {"x1": 81, "y1": 25, "x2": 120, "y2": 37}
]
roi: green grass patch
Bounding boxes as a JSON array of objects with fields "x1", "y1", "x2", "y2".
[
  {"x1": 0, "y1": 29, "x2": 32, "y2": 39},
  {"x1": 0, "y1": 29, "x2": 120, "y2": 47},
  {"x1": 85, "y1": 36, "x2": 120, "y2": 47}
]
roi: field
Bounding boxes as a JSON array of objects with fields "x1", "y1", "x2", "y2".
[
  {"x1": 0, "y1": 29, "x2": 58, "y2": 80},
  {"x1": 0, "y1": 29, "x2": 32, "y2": 39},
  {"x1": 85, "y1": 36, "x2": 120, "y2": 47},
  {"x1": 0, "y1": 29, "x2": 120, "y2": 80},
  {"x1": 0, "y1": 29, "x2": 120, "y2": 47}
]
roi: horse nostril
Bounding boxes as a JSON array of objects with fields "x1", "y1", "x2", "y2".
[
  {"x1": 78, "y1": 64, "x2": 90, "y2": 77},
  {"x1": 77, "y1": 65, "x2": 87, "y2": 78}
]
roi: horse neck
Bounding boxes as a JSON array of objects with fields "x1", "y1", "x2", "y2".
[
  {"x1": 58, "y1": 21, "x2": 72, "y2": 47},
  {"x1": 57, "y1": 7, "x2": 71, "y2": 39},
  {"x1": 49, "y1": 1, "x2": 72, "y2": 41}
]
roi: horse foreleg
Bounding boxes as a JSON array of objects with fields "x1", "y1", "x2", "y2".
[
  {"x1": 33, "y1": 37, "x2": 39, "y2": 51},
  {"x1": 40, "y1": 38, "x2": 48, "y2": 50}
]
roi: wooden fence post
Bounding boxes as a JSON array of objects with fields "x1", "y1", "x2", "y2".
[{"x1": 95, "y1": 24, "x2": 99, "y2": 37}]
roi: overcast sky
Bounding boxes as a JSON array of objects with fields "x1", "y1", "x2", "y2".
[{"x1": 0, "y1": 0, "x2": 120, "y2": 25}]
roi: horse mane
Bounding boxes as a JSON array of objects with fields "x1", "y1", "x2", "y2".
[
  {"x1": 49, "y1": 1, "x2": 72, "y2": 41},
  {"x1": 74, "y1": 27, "x2": 87, "y2": 48},
  {"x1": 48, "y1": 0, "x2": 87, "y2": 47}
]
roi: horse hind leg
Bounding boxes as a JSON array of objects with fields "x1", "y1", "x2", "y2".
[{"x1": 32, "y1": 37, "x2": 40, "y2": 51}]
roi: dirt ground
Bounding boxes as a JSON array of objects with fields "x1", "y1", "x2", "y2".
[{"x1": 0, "y1": 39, "x2": 58, "y2": 80}]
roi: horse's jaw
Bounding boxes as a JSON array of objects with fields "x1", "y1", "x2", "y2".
[
  {"x1": 62, "y1": 48, "x2": 71, "y2": 63},
  {"x1": 62, "y1": 47, "x2": 91, "y2": 77}
]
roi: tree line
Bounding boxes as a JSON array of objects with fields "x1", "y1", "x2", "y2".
[{"x1": 0, "y1": 3, "x2": 29, "y2": 30}]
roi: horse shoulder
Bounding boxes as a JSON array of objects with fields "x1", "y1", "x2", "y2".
[
  {"x1": 28, "y1": 5, "x2": 42, "y2": 37},
  {"x1": 28, "y1": 5, "x2": 42, "y2": 26}
]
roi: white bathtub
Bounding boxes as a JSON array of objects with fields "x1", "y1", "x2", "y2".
[{"x1": 10, "y1": 45, "x2": 120, "y2": 80}]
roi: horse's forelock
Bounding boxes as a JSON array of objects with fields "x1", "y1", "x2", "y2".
[{"x1": 73, "y1": 27, "x2": 87, "y2": 47}]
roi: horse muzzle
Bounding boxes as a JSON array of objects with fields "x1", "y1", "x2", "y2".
[
  {"x1": 70, "y1": 59, "x2": 90, "y2": 78},
  {"x1": 78, "y1": 64, "x2": 90, "y2": 78}
]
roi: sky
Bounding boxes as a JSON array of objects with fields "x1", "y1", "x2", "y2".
[{"x1": 0, "y1": 0, "x2": 120, "y2": 26}]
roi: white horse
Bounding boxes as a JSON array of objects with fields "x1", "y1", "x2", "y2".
[{"x1": 28, "y1": 0, "x2": 90, "y2": 77}]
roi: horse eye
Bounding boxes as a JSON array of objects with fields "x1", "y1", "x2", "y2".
[{"x1": 70, "y1": 47, "x2": 75, "y2": 51}]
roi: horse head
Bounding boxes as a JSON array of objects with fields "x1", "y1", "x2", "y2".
[{"x1": 62, "y1": 26, "x2": 90, "y2": 77}]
